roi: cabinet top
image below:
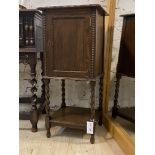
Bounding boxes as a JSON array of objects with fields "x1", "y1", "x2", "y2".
[
  {"x1": 19, "y1": 9, "x2": 42, "y2": 16},
  {"x1": 37, "y1": 4, "x2": 108, "y2": 16},
  {"x1": 120, "y1": 13, "x2": 135, "y2": 17}
]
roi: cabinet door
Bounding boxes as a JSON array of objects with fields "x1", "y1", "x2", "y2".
[{"x1": 45, "y1": 14, "x2": 91, "y2": 78}]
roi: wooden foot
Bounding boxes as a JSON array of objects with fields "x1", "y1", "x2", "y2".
[
  {"x1": 45, "y1": 116, "x2": 51, "y2": 138},
  {"x1": 90, "y1": 134, "x2": 95, "y2": 144},
  {"x1": 46, "y1": 130, "x2": 51, "y2": 138},
  {"x1": 98, "y1": 118, "x2": 102, "y2": 126},
  {"x1": 30, "y1": 64, "x2": 38, "y2": 132},
  {"x1": 31, "y1": 124, "x2": 38, "y2": 132}
]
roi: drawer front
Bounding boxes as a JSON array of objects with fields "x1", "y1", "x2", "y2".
[{"x1": 19, "y1": 12, "x2": 35, "y2": 48}]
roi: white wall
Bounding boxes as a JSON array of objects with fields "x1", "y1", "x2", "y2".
[{"x1": 19, "y1": 0, "x2": 135, "y2": 112}]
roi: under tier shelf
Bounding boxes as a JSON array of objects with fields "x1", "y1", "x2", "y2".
[{"x1": 49, "y1": 106, "x2": 99, "y2": 130}]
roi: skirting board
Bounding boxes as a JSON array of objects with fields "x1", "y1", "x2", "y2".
[{"x1": 103, "y1": 113, "x2": 135, "y2": 155}]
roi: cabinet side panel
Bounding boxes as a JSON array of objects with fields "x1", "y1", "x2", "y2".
[
  {"x1": 34, "y1": 13, "x2": 43, "y2": 52},
  {"x1": 95, "y1": 11, "x2": 104, "y2": 76}
]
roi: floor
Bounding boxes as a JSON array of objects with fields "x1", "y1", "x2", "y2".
[{"x1": 19, "y1": 115, "x2": 124, "y2": 155}]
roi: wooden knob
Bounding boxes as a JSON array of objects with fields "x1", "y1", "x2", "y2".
[
  {"x1": 29, "y1": 25, "x2": 33, "y2": 31},
  {"x1": 30, "y1": 39, "x2": 34, "y2": 45},
  {"x1": 25, "y1": 24, "x2": 28, "y2": 31},
  {"x1": 25, "y1": 40, "x2": 29, "y2": 45}
]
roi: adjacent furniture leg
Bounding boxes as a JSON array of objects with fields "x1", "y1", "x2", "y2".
[
  {"x1": 61, "y1": 79, "x2": 66, "y2": 108},
  {"x1": 90, "y1": 81, "x2": 96, "y2": 144},
  {"x1": 30, "y1": 64, "x2": 38, "y2": 132},
  {"x1": 98, "y1": 77, "x2": 103, "y2": 126},
  {"x1": 44, "y1": 78, "x2": 51, "y2": 138},
  {"x1": 112, "y1": 73, "x2": 121, "y2": 118},
  {"x1": 40, "y1": 53, "x2": 46, "y2": 113}
]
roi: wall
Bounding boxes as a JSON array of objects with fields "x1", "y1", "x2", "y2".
[{"x1": 19, "y1": 0, "x2": 135, "y2": 112}]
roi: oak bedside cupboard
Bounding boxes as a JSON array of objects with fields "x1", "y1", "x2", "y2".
[
  {"x1": 38, "y1": 5, "x2": 107, "y2": 144},
  {"x1": 19, "y1": 7, "x2": 44, "y2": 132},
  {"x1": 112, "y1": 14, "x2": 135, "y2": 123}
]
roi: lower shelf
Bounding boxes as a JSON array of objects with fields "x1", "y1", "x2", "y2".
[
  {"x1": 117, "y1": 107, "x2": 135, "y2": 123},
  {"x1": 19, "y1": 98, "x2": 45, "y2": 120},
  {"x1": 19, "y1": 111, "x2": 30, "y2": 120},
  {"x1": 49, "y1": 106, "x2": 99, "y2": 130},
  {"x1": 19, "y1": 97, "x2": 44, "y2": 104}
]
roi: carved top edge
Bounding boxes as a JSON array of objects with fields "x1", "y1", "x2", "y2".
[
  {"x1": 120, "y1": 14, "x2": 135, "y2": 17},
  {"x1": 37, "y1": 4, "x2": 108, "y2": 16},
  {"x1": 19, "y1": 9, "x2": 42, "y2": 16}
]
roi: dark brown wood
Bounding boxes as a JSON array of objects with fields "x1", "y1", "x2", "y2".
[
  {"x1": 44, "y1": 78, "x2": 51, "y2": 137},
  {"x1": 61, "y1": 79, "x2": 66, "y2": 108},
  {"x1": 29, "y1": 64, "x2": 38, "y2": 132},
  {"x1": 117, "y1": 15, "x2": 135, "y2": 77},
  {"x1": 19, "y1": 9, "x2": 44, "y2": 131},
  {"x1": 39, "y1": 5, "x2": 107, "y2": 143},
  {"x1": 38, "y1": 5, "x2": 108, "y2": 16},
  {"x1": 19, "y1": 97, "x2": 43, "y2": 103},
  {"x1": 40, "y1": 5, "x2": 106, "y2": 79},
  {"x1": 90, "y1": 81, "x2": 96, "y2": 144},
  {"x1": 48, "y1": 106, "x2": 99, "y2": 128},
  {"x1": 112, "y1": 73, "x2": 121, "y2": 118},
  {"x1": 19, "y1": 53, "x2": 45, "y2": 120},
  {"x1": 116, "y1": 107, "x2": 135, "y2": 123},
  {"x1": 19, "y1": 111, "x2": 30, "y2": 120},
  {"x1": 112, "y1": 14, "x2": 135, "y2": 122},
  {"x1": 98, "y1": 76, "x2": 103, "y2": 126},
  {"x1": 19, "y1": 9, "x2": 43, "y2": 51},
  {"x1": 40, "y1": 52, "x2": 46, "y2": 114}
]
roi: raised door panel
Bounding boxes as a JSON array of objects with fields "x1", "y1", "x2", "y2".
[{"x1": 45, "y1": 14, "x2": 91, "y2": 78}]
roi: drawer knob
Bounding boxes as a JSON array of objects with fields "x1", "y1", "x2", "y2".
[
  {"x1": 29, "y1": 25, "x2": 33, "y2": 31},
  {"x1": 25, "y1": 24, "x2": 28, "y2": 31},
  {"x1": 25, "y1": 40, "x2": 29, "y2": 45},
  {"x1": 30, "y1": 39, "x2": 34, "y2": 45}
]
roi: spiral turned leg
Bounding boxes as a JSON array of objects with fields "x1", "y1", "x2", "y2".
[
  {"x1": 98, "y1": 77, "x2": 103, "y2": 126},
  {"x1": 30, "y1": 64, "x2": 38, "y2": 132},
  {"x1": 40, "y1": 53, "x2": 45, "y2": 114},
  {"x1": 44, "y1": 78, "x2": 51, "y2": 138},
  {"x1": 112, "y1": 73, "x2": 121, "y2": 118},
  {"x1": 90, "y1": 81, "x2": 96, "y2": 144},
  {"x1": 61, "y1": 79, "x2": 66, "y2": 108}
]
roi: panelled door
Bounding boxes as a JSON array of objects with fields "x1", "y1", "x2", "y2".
[{"x1": 45, "y1": 13, "x2": 91, "y2": 78}]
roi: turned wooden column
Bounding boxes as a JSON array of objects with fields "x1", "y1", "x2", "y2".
[
  {"x1": 90, "y1": 81, "x2": 96, "y2": 144},
  {"x1": 112, "y1": 73, "x2": 122, "y2": 118},
  {"x1": 44, "y1": 78, "x2": 51, "y2": 138},
  {"x1": 30, "y1": 64, "x2": 38, "y2": 132},
  {"x1": 61, "y1": 79, "x2": 66, "y2": 108},
  {"x1": 98, "y1": 76, "x2": 103, "y2": 126},
  {"x1": 40, "y1": 53, "x2": 46, "y2": 113}
]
